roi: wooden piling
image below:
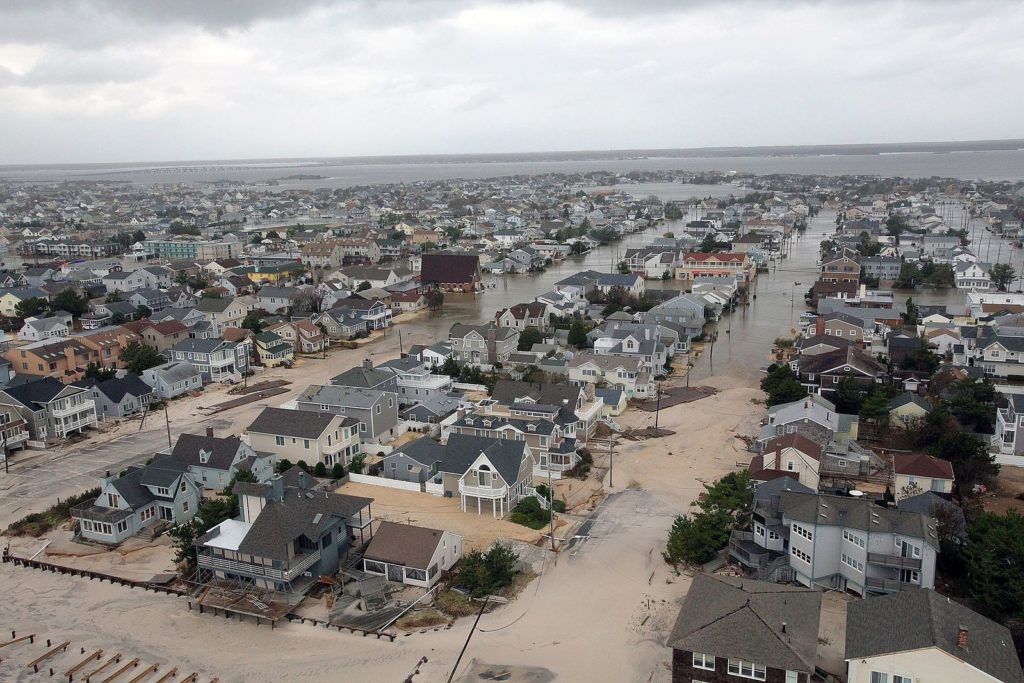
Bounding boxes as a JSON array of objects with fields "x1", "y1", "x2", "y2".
[
  {"x1": 27, "y1": 640, "x2": 70, "y2": 673},
  {"x1": 100, "y1": 657, "x2": 139, "y2": 683},
  {"x1": 65, "y1": 649, "x2": 103, "y2": 679}
]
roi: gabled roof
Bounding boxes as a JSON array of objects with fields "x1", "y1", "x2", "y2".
[
  {"x1": 893, "y1": 453, "x2": 954, "y2": 480},
  {"x1": 247, "y1": 407, "x2": 354, "y2": 439},
  {"x1": 330, "y1": 365, "x2": 394, "y2": 389},
  {"x1": 170, "y1": 433, "x2": 245, "y2": 472},
  {"x1": 363, "y1": 521, "x2": 450, "y2": 569},
  {"x1": 0, "y1": 376, "x2": 81, "y2": 407},
  {"x1": 762, "y1": 432, "x2": 824, "y2": 461},
  {"x1": 846, "y1": 589, "x2": 1023, "y2": 683},
  {"x1": 889, "y1": 391, "x2": 932, "y2": 412},
  {"x1": 667, "y1": 573, "x2": 820, "y2": 673},
  {"x1": 75, "y1": 374, "x2": 154, "y2": 403}
]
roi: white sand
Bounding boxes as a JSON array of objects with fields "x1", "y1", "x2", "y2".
[{"x1": 2, "y1": 365, "x2": 767, "y2": 682}]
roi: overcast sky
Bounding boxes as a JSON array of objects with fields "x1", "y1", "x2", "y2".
[{"x1": 1, "y1": 0, "x2": 1022, "y2": 164}]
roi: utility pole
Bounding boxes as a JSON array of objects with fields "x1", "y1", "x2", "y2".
[
  {"x1": 164, "y1": 404, "x2": 172, "y2": 448},
  {"x1": 399, "y1": 328, "x2": 404, "y2": 356},
  {"x1": 547, "y1": 463, "x2": 554, "y2": 551},
  {"x1": 654, "y1": 382, "x2": 662, "y2": 430},
  {"x1": 607, "y1": 427, "x2": 613, "y2": 488}
]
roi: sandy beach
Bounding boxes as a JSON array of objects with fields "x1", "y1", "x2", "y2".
[{"x1": 1, "y1": 372, "x2": 765, "y2": 682}]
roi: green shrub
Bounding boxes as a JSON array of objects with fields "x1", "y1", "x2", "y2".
[
  {"x1": 457, "y1": 543, "x2": 518, "y2": 597},
  {"x1": 331, "y1": 463, "x2": 346, "y2": 480},
  {"x1": 6, "y1": 487, "x2": 101, "y2": 537},
  {"x1": 510, "y1": 496, "x2": 551, "y2": 530},
  {"x1": 314, "y1": 462, "x2": 328, "y2": 477}
]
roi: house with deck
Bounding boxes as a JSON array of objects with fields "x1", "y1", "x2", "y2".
[
  {"x1": 246, "y1": 407, "x2": 360, "y2": 468},
  {"x1": 361, "y1": 522, "x2": 463, "y2": 588},
  {"x1": 73, "y1": 458, "x2": 202, "y2": 544},
  {"x1": 168, "y1": 428, "x2": 275, "y2": 489},
  {"x1": 195, "y1": 475, "x2": 374, "y2": 591}
]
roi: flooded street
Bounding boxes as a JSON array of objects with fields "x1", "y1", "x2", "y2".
[{"x1": 393, "y1": 193, "x2": 1013, "y2": 387}]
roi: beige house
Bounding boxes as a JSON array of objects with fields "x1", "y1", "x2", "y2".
[
  {"x1": 888, "y1": 392, "x2": 931, "y2": 429},
  {"x1": 846, "y1": 589, "x2": 1022, "y2": 683},
  {"x1": 245, "y1": 407, "x2": 361, "y2": 468},
  {"x1": 893, "y1": 453, "x2": 954, "y2": 500},
  {"x1": 748, "y1": 433, "x2": 822, "y2": 490},
  {"x1": 568, "y1": 352, "x2": 654, "y2": 399}
]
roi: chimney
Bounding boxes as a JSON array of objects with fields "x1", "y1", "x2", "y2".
[
  {"x1": 206, "y1": 426, "x2": 214, "y2": 438},
  {"x1": 815, "y1": 316, "x2": 825, "y2": 336},
  {"x1": 781, "y1": 622, "x2": 787, "y2": 634},
  {"x1": 957, "y1": 626, "x2": 969, "y2": 649},
  {"x1": 363, "y1": 358, "x2": 373, "y2": 370},
  {"x1": 268, "y1": 474, "x2": 284, "y2": 502},
  {"x1": 775, "y1": 444, "x2": 782, "y2": 470}
]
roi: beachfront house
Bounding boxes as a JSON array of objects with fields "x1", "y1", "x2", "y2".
[
  {"x1": 0, "y1": 376, "x2": 98, "y2": 440},
  {"x1": 195, "y1": 474, "x2": 374, "y2": 592},
  {"x1": 73, "y1": 457, "x2": 202, "y2": 544},
  {"x1": 567, "y1": 352, "x2": 654, "y2": 399},
  {"x1": 166, "y1": 338, "x2": 251, "y2": 383},
  {"x1": 361, "y1": 521, "x2": 463, "y2": 588}
]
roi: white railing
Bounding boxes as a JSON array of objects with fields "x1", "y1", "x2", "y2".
[
  {"x1": 55, "y1": 413, "x2": 97, "y2": 436},
  {"x1": 398, "y1": 374, "x2": 452, "y2": 390},
  {"x1": 198, "y1": 548, "x2": 320, "y2": 582},
  {"x1": 53, "y1": 400, "x2": 96, "y2": 418},
  {"x1": 348, "y1": 472, "x2": 422, "y2": 492},
  {"x1": 458, "y1": 481, "x2": 508, "y2": 499},
  {"x1": 425, "y1": 481, "x2": 445, "y2": 496}
]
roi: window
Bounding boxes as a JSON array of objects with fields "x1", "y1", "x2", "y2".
[
  {"x1": 304, "y1": 439, "x2": 310, "y2": 449},
  {"x1": 116, "y1": 520, "x2": 128, "y2": 533},
  {"x1": 843, "y1": 529, "x2": 865, "y2": 549},
  {"x1": 182, "y1": 500, "x2": 190, "y2": 513},
  {"x1": 792, "y1": 524, "x2": 813, "y2": 541},
  {"x1": 786, "y1": 672, "x2": 799, "y2": 683},
  {"x1": 275, "y1": 435, "x2": 285, "y2": 446},
  {"x1": 692, "y1": 653, "x2": 714, "y2": 671},
  {"x1": 727, "y1": 659, "x2": 766, "y2": 681},
  {"x1": 786, "y1": 460, "x2": 795, "y2": 471},
  {"x1": 791, "y1": 547, "x2": 811, "y2": 565},
  {"x1": 841, "y1": 553, "x2": 863, "y2": 572}
]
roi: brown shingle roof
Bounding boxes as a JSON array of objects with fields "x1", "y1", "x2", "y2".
[
  {"x1": 894, "y1": 453, "x2": 954, "y2": 480},
  {"x1": 363, "y1": 521, "x2": 447, "y2": 569},
  {"x1": 762, "y1": 432, "x2": 824, "y2": 461}
]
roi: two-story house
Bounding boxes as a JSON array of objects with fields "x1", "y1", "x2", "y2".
[
  {"x1": 748, "y1": 433, "x2": 823, "y2": 490},
  {"x1": 495, "y1": 302, "x2": 550, "y2": 333},
  {"x1": 568, "y1": 352, "x2": 654, "y2": 398},
  {"x1": 73, "y1": 374, "x2": 155, "y2": 419},
  {"x1": 195, "y1": 474, "x2": 373, "y2": 592},
  {"x1": 168, "y1": 427, "x2": 275, "y2": 489},
  {"x1": 166, "y1": 338, "x2": 251, "y2": 383},
  {"x1": 820, "y1": 249, "x2": 861, "y2": 284},
  {"x1": 295, "y1": 384, "x2": 398, "y2": 445},
  {"x1": 0, "y1": 376, "x2": 97, "y2": 440},
  {"x1": 195, "y1": 295, "x2": 257, "y2": 336},
  {"x1": 72, "y1": 458, "x2": 202, "y2": 544},
  {"x1": 141, "y1": 360, "x2": 204, "y2": 399},
  {"x1": 246, "y1": 407, "x2": 360, "y2": 468},
  {"x1": 448, "y1": 323, "x2": 519, "y2": 369}
]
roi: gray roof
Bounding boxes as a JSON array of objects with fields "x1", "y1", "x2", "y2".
[
  {"x1": 108, "y1": 456, "x2": 187, "y2": 509},
  {"x1": 391, "y1": 433, "x2": 528, "y2": 485},
  {"x1": 170, "y1": 433, "x2": 245, "y2": 472},
  {"x1": 667, "y1": 573, "x2": 820, "y2": 673},
  {"x1": 330, "y1": 365, "x2": 395, "y2": 389},
  {"x1": 227, "y1": 486, "x2": 373, "y2": 561},
  {"x1": 248, "y1": 407, "x2": 355, "y2": 438},
  {"x1": 298, "y1": 384, "x2": 389, "y2": 408},
  {"x1": 846, "y1": 589, "x2": 1023, "y2": 683},
  {"x1": 889, "y1": 391, "x2": 932, "y2": 412},
  {"x1": 146, "y1": 360, "x2": 201, "y2": 383},
  {"x1": 781, "y1": 491, "x2": 939, "y2": 549}
]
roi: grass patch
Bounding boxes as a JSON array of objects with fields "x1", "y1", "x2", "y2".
[
  {"x1": 5, "y1": 488, "x2": 100, "y2": 537},
  {"x1": 435, "y1": 590, "x2": 476, "y2": 618},
  {"x1": 395, "y1": 608, "x2": 448, "y2": 631}
]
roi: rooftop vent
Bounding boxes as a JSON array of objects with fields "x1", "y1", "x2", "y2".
[{"x1": 312, "y1": 513, "x2": 323, "y2": 524}]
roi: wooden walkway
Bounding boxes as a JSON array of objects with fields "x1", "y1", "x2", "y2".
[{"x1": 2, "y1": 549, "x2": 396, "y2": 642}]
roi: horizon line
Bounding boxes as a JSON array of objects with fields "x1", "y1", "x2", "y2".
[{"x1": 3, "y1": 137, "x2": 1024, "y2": 171}]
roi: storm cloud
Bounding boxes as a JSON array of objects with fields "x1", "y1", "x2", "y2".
[{"x1": 0, "y1": 0, "x2": 1022, "y2": 163}]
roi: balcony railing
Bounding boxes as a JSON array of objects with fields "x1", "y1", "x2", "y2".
[
  {"x1": 55, "y1": 413, "x2": 97, "y2": 436},
  {"x1": 867, "y1": 552, "x2": 922, "y2": 570},
  {"x1": 71, "y1": 501, "x2": 133, "y2": 524},
  {"x1": 53, "y1": 399, "x2": 96, "y2": 418},
  {"x1": 198, "y1": 548, "x2": 321, "y2": 583},
  {"x1": 728, "y1": 530, "x2": 771, "y2": 569},
  {"x1": 865, "y1": 576, "x2": 917, "y2": 593},
  {"x1": 459, "y1": 481, "x2": 509, "y2": 499}
]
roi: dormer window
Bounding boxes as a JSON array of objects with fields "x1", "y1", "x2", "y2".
[
  {"x1": 199, "y1": 449, "x2": 210, "y2": 464},
  {"x1": 527, "y1": 424, "x2": 536, "y2": 432}
]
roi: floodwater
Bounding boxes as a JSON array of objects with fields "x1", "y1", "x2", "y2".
[{"x1": 395, "y1": 197, "x2": 1017, "y2": 386}]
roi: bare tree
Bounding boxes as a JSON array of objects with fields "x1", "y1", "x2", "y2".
[{"x1": 290, "y1": 287, "x2": 325, "y2": 314}]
